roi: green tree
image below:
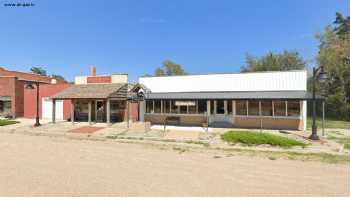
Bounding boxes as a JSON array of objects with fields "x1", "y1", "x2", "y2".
[
  {"x1": 316, "y1": 16, "x2": 350, "y2": 120},
  {"x1": 154, "y1": 60, "x2": 186, "y2": 76},
  {"x1": 241, "y1": 50, "x2": 307, "y2": 72},
  {"x1": 334, "y1": 12, "x2": 350, "y2": 38},
  {"x1": 51, "y1": 74, "x2": 65, "y2": 81},
  {"x1": 30, "y1": 67, "x2": 47, "y2": 76}
]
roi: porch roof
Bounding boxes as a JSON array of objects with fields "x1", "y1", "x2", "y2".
[
  {"x1": 144, "y1": 91, "x2": 324, "y2": 100},
  {"x1": 52, "y1": 83, "x2": 127, "y2": 99}
]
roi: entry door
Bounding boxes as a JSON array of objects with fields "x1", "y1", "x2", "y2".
[
  {"x1": 42, "y1": 97, "x2": 63, "y2": 120},
  {"x1": 209, "y1": 100, "x2": 233, "y2": 127},
  {"x1": 96, "y1": 101, "x2": 105, "y2": 122}
]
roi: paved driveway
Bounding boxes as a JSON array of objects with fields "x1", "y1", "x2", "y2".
[{"x1": 0, "y1": 132, "x2": 349, "y2": 197}]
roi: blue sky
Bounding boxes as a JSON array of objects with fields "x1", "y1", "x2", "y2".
[{"x1": 0, "y1": 0, "x2": 349, "y2": 82}]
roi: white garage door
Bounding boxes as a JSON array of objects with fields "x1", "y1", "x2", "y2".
[{"x1": 42, "y1": 97, "x2": 64, "y2": 120}]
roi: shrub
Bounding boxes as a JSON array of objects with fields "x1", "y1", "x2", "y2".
[
  {"x1": 0, "y1": 119, "x2": 19, "y2": 126},
  {"x1": 221, "y1": 131, "x2": 306, "y2": 148}
]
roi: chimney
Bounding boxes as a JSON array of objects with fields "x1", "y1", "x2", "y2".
[{"x1": 90, "y1": 66, "x2": 96, "y2": 76}]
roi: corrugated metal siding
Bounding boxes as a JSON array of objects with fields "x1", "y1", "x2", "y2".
[
  {"x1": 145, "y1": 91, "x2": 320, "y2": 100},
  {"x1": 139, "y1": 71, "x2": 307, "y2": 93}
]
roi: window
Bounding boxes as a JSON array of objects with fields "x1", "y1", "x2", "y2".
[
  {"x1": 170, "y1": 100, "x2": 178, "y2": 114},
  {"x1": 0, "y1": 101, "x2": 10, "y2": 115},
  {"x1": 0, "y1": 101, "x2": 3, "y2": 113},
  {"x1": 227, "y1": 100, "x2": 233, "y2": 114},
  {"x1": 75, "y1": 101, "x2": 89, "y2": 113},
  {"x1": 236, "y1": 100, "x2": 247, "y2": 116},
  {"x1": 179, "y1": 106, "x2": 187, "y2": 114},
  {"x1": 248, "y1": 100, "x2": 259, "y2": 116},
  {"x1": 261, "y1": 100, "x2": 272, "y2": 116},
  {"x1": 110, "y1": 100, "x2": 125, "y2": 113},
  {"x1": 146, "y1": 101, "x2": 153, "y2": 113},
  {"x1": 154, "y1": 100, "x2": 161, "y2": 113},
  {"x1": 216, "y1": 100, "x2": 225, "y2": 114},
  {"x1": 287, "y1": 101, "x2": 300, "y2": 117},
  {"x1": 188, "y1": 101, "x2": 197, "y2": 114},
  {"x1": 164, "y1": 100, "x2": 170, "y2": 113},
  {"x1": 198, "y1": 100, "x2": 207, "y2": 114},
  {"x1": 274, "y1": 100, "x2": 286, "y2": 116}
]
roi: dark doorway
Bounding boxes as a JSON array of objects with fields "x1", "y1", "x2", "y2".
[{"x1": 96, "y1": 101, "x2": 106, "y2": 122}]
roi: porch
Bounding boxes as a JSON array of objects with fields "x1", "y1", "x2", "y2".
[
  {"x1": 51, "y1": 83, "x2": 132, "y2": 124},
  {"x1": 141, "y1": 90, "x2": 325, "y2": 131}
]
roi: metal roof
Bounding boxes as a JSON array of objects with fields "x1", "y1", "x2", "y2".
[
  {"x1": 145, "y1": 91, "x2": 323, "y2": 100},
  {"x1": 52, "y1": 83, "x2": 127, "y2": 99},
  {"x1": 139, "y1": 71, "x2": 307, "y2": 93}
]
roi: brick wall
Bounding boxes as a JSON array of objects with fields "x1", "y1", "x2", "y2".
[
  {"x1": 87, "y1": 76, "x2": 112, "y2": 83},
  {"x1": 129, "y1": 102, "x2": 139, "y2": 121},
  {"x1": 0, "y1": 67, "x2": 66, "y2": 84},
  {"x1": 234, "y1": 116, "x2": 303, "y2": 130},
  {"x1": 144, "y1": 114, "x2": 207, "y2": 126},
  {"x1": 24, "y1": 83, "x2": 72, "y2": 119},
  {"x1": 14, "y1": 80, "x2": 24, "y2": 117}
]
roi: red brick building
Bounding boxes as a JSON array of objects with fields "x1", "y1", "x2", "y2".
[{"x1": 0, "y1": 67, "x2": 71, "y2": 118}]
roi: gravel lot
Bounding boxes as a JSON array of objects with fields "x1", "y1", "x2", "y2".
[{"x1": 0, "y1": 132, "x2": 349, "y2": 197}]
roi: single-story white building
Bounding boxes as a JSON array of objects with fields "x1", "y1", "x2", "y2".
[{"x1": 137, "y1": 70, "x2": 322, "y2": 131}]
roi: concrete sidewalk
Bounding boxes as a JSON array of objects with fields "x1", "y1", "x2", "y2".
[{"x1": 0, "y1": 118, "x2": 348, "y2": 156}]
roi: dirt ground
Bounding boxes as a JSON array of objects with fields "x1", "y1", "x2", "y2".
[{"x1": 0, "y1": 133, "x2": 349, "y2": 197}]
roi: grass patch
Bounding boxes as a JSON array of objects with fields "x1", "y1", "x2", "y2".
[
  {"x1": 0, "y1": 119, "x2": 19, "y2": 126},
  {"x1": 219, "y1": 147, "x2": 350, "y2": 164},
  {"x1": 221, "y1": 131, "x2": 307, "y2": 148},
  {"x1": 328, "y1": 134, "x2": 350, "y2": 151},
  {"x1": 307, "y1": 118, "x2": 350, "y2": 129}
]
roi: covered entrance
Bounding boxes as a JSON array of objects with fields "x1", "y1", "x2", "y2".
[{"x1": 51, "y1": 83, "x2": 129, "y2": 124}]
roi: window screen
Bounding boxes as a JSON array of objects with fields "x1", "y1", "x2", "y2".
[
  {"x1": 236, "y1": 100, "x2": 247, "y2": 116},
  {"x1": 261, "y1": 100, "x2": 272, "y2": 116},
  {"x1": 274, "y1": 100, "x2": 286, "y2": 116},
  {"x1": 287, "y1": 101, "x2": 300, "y2": 117}
]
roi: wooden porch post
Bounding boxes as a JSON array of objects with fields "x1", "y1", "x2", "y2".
[
  {"x1": 214, "y1": 100, "x2": 217, "y2": 114},
  {"x1": 71, "y1": 100, "x2": 75, "y2": 124},
  {"x1": 232, "y1": 100, "x2": 236, "y2": 116},
  {"x1": 106, "y1": 99, "x2": 110, "y2": 124},
  {"x1": 207, "y1": 100, "x2": 210, "y2": 115},
  {"x1": 259, "y1": 101, "x2": 262, "y2": 132},
  {"x1": 88, "y1": 100, "x2": 92, "y2": 124},
  {"x1": 52, "y1": 99, "x2": 56, "y2": 124},
  {"x1": 95, "y1": 101, "x2": 97, "y2": 123},
  {"x1": 206, "y1": 100, "x2": 211, "y2": 128}
]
